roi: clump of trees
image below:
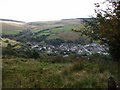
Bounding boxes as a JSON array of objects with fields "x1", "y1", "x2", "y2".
[
  {"x1": 94, "y1": 0, "x2": 120, "y2": 62},
  {"x1": 81, "y1": 1, "x2": 120, "y2": 62},
  {"x1": 45, "y1": 39, "x2": 65, "y2": 46},
  {"x1": 2, "y1": 44, "x2": 40, "y2": 59}
]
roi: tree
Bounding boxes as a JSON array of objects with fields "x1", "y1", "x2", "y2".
[
  {"x1": 31, "y1": 50, "x2": 39, "y2": 59},
  {"x1": 95, "y1": 0, "x2": 120, "y2": 62},
  {"x1": 80, "y1": 18, "x2": 100, "y2": 42}
]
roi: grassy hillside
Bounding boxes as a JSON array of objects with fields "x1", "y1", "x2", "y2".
[
  {"x1": 1, "y1": 20, "x2": 27, "y2": 35},
  {"x1": 2, "y1": 55, "x2": 119, "y2": 88},
  {"x1": 1, "y1": 18, "x2": 86, "y2": 42},
  {"x1": 58, "y1": 32, "x2": 80, "y2": 41},
  {"x1": 27, "y1": 18, "x2": 83, "y2": 31},
  {"x1": 28, "y1": 18, "x2": 85, "y2": 41}
]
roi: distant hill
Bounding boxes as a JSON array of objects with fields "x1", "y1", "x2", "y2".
[
  {"x1": 26, "y1": 18, "x2": 86, "y2": 41},
  {"x1": 1, "y1": 18, "x2": 92, "y2": 42},
  {"x1": 0, "y1": 19, "x2": 25, "y2": 23},
  {"x1": 27, "y1": 18, "x2": 84, "y2": 30},
  {"x1": 0, "y1": 19, "x2": 27, "y2": 34}
]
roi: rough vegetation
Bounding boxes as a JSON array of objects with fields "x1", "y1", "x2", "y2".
[{"x1": 2, "y1": 54, "x2": 119, "y2": 88}]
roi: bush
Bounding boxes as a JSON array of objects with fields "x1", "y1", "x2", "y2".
[{"x1": 31, "y1": 50, "x2": 40, "y2": 59}]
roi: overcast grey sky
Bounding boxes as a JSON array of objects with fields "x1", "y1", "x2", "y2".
[{"x1": 0, "y1": 0, "x2": 103, "y2": 22}]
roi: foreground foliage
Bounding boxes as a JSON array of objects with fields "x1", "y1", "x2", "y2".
[
  {"x1": 2, "y1": 55, "x2": 119, "y2": 88},
  {"x1": 95, "y1": 1, "x2": 120, "y2": 62}
]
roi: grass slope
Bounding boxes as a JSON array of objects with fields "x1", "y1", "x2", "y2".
[
  {"x1": 1, "y1": 21, "x2": 26, "y2": 35},
  {"x1": 1, "y1": 18, "x2": 84, "y2": 41},
  {"x1": 2, "y1": 55, "x2": 119, "y2": 88},
  {"x1": 30, "y1": 19, "x2": 84, "y2": 41}
]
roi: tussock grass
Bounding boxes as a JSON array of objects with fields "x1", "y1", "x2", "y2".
[{"x1": 2, "y1": 55, "x2": 119, "y2": 88}]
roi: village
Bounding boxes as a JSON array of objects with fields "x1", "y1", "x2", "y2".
[{"x1": 25, "y1": 42, "x2": 109, "y2": 57}]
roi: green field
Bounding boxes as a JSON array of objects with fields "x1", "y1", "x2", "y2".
[
  {"x1": 32, "y1": 25, "x2": 81, "y2": 41},
  {"x1": 2, "y1": 29, "x2": 23, "y2": 35}
]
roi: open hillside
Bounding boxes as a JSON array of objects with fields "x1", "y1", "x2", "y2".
[
  {"x1": 2, "y1": 18, "x2": 89, "y2": 42},
  {"x1": 3, "y1": 55, "x2": 119, "y2": 88},
  {"x1": 28, "y1": 18, "x2": 85, "y2": 41},
  {"x1": 0, "y1": 19, "x2": 27, "y2": 35},
  {"x1": 27, "y1": 18, "x2": 84, "y2": 30}
]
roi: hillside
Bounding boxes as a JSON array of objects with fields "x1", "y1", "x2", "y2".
[
  {"x1": 2, "y1": 18, "x2": 88, "y2": 42},
  {"x1": 27, "y1": 18, "x2": 84, "y2": 30},
  {"x1": 3, "y1": 55, "x2": 118, "y2": 88},
  {"x1": 28, "y1": 18, "x2": 85, "y2": 41},
  {"x1": 0, "y1": 19, "x2": 27, "y2": 34}
]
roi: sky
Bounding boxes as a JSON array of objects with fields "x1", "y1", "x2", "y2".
[{"x1": 0, "y1": 0, "x2": 102, "y2": 22}]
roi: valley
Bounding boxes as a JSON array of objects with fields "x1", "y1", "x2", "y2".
[{"x1": 1, "y1": 18, "x2": 119, "y2": 88}]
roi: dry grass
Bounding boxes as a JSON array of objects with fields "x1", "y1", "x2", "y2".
[
  {"x1": 1, "y1": 21, "x2": 26, "y2": 34},
  {"x1": 2, "y1": 55, "x2": 119, "y2": 88}
]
